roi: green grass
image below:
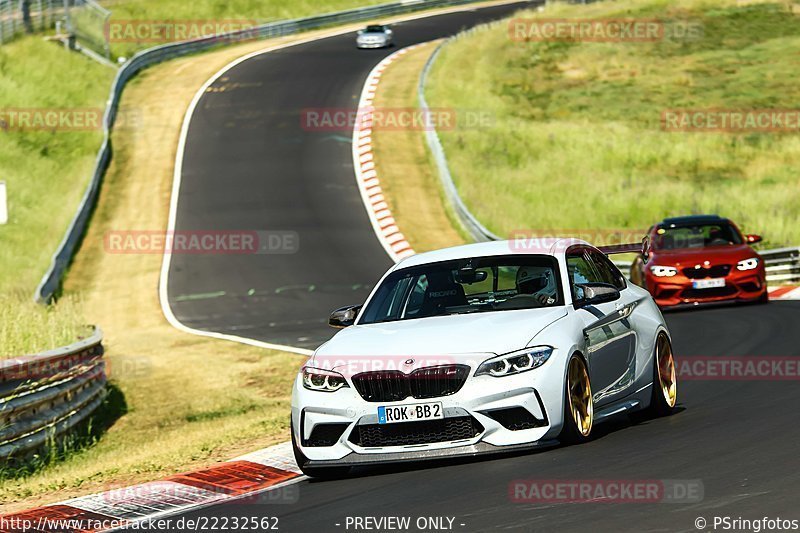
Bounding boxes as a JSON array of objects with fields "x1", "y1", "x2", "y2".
[
  {"x1": 427, "y1": 0, "x2": 800, "y2": 248},
  {"x1": 103, "y1": 0, "x2": 390, "y2": 57},
  {"x1": 0, "y1": 36, "x2": 115, "y2": 297},
  {"x1": 0, "y1": 295, "x2": 88, "y2": 359}
]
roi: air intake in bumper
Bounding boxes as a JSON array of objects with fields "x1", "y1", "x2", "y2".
[
  {"x1": 349, "y1": 416, "x2": 483, "y2": 447},
  {"x1": 479, "y1": 407, "x2": 547, "y2": 431},
  {"x1": 303, "y1": 422, "x2": 350, "y2": 447}
]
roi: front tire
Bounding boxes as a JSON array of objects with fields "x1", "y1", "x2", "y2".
[
  {"x1": 291, "y1": 421, "x2": 351, "y2": 479},
  {"x1": 559, "y1": 354, "x2": 593, "y2": 444},
  {"x1": 647, "y1": 333, "x2": 677, "y2": 417}
]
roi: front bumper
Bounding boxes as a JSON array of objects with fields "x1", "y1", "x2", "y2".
[
  {"x1": 291, "y1": 360, "x2": 565, "y2": 465},
  {"x1": 303, "y1": 439, "x2": 559, "y2": 469},
  {"x1": 356, "y1": 40, "x2": 389, "y2": 49},
  {"x1": 647, "y1": 268, "x2": 767, "y2": 308}
]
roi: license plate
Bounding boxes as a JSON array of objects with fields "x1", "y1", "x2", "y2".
[
  {"x1": 693, "y1": 278, "x2": 726, "y2": 289},
  {"x1": 378, "y1": 402, "x2": 443, "y2": 424}
]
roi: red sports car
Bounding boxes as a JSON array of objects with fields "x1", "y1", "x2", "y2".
[{"x1": 630, "y1": 215, "x2": 767, "y2": 308}]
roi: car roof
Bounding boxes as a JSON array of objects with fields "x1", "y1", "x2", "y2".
[
  {"x1": 658, "y1": 214, "x2": 729, "y2": 227},
  {"x1": 395, "y1": 238, "x2": 592, "y2": 269}
]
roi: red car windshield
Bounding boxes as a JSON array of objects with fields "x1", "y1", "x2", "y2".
[{"x1": 653, "y1": 223, "x2": 743, "y2": 250}]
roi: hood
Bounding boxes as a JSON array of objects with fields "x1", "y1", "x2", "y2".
[
  {"x1": 653, "y1": 244, "x2": 758, "y2": 267},
  {"x1": 314, "y1": 307, "x2": 567, "y2": 363}
]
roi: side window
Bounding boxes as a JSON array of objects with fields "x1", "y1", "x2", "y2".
[
  {"x1": 589, "y1": 251, "x2": 627, "y2": 291},
  {"x1": 567, "y1": 250, "x2": 603, "y2": 286},
  {"x1": 403, "y1": 275, "x2": 428, "y2": 318},
  {"x1": 566, "y1": 247, "x2": 626, "y2": 299}
]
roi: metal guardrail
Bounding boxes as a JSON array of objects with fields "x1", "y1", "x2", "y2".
[
  {"x1": 419, "y1": 37, "x2": 501, "y2": 243},
  {"x1": 419, "y1": 35, "x2": 800, "y2": 285},
  {"x1": 34, "y1": 0, "x2": 507, "y2": 302},
  {"x1": 612, "y1": 249, "x2": 800, "y2": 285},
  {"x1": 0, "y1": 327, "x2": 105, "y2": 458}
]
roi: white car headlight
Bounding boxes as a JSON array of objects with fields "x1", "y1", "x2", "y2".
[
  {"x1": 650, "y1": 265, "x2": 678, "y2": 277},
  {"x1": 302, "y1": 367, "x2": 349, "y2": 392},
  {"x1": 475, "y1": 346, "x2": 553, "y2": 377},
  {"x1": 736, "y1": 258, "x2": 759, "y2": 271}
]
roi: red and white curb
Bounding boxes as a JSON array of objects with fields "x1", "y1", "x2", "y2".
[
  {"x1": 768, "y1": 285, "x2": 800, "y2": 300},
  {"x1": 352, "y1": 45, "x2": 426, "y2": 263},
  {"x1": 0, "y1": 443, "x2": 303, "y2": 532}
]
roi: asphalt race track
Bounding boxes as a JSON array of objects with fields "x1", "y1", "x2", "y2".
[
  {"x1": 163, "y1": 2, "x2": 800, "y2": 531},
  {"x1": 150, "y1": 302, "x2": 800, "y2": 532},
  {"x1": 167, "y1": 1, "x2": 536, "y2": 350}
]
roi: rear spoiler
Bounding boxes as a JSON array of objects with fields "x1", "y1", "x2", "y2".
[{"x1": 598, "y1": 238, "x2": 649, "y2": 256}]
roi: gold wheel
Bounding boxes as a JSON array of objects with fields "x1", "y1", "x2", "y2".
[
  {"x1": 567, "y1": 356, "x2": 593, "y2": 437},
  {"x1": 656, "y1": 335, "x2": 677, "y2": 408}
]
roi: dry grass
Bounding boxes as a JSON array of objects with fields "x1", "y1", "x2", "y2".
[
  {"x1": 1, "y1": 2, "x2": 517, "y2": 511},
  {"x1": 370, "y1": 41, "x2": 467, "y2": 252},
  {"x1": 0, "y1": 34, "x2": 312, "y2": 513},
  {"x1": 0, "y1": 295, "x2": 87, "y2": 359}
]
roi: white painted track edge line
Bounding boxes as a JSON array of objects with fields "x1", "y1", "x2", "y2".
[{"x1": 159, "y1": 2, "x2": 523, "y2": 356}]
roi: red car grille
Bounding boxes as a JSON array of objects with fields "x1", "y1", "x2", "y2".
[
  {"x1": 683, "y1": 264, "x2": 731, "y2": 279},
  {"x1": 681, "y1": 286, "x2": 738, "y2": 299}
]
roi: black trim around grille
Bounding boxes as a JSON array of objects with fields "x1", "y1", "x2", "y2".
[
  {"x1": 681, "y1": 286, "x2": 738, "y2": 299},
  {"x1": 480, "y1": 407, "x2": 546, "y2": 431},
  {"x1": 349, "y1": 416, "x2": 483, "y2": 447},
  {"x1": 303, "y1": 422, "x2": 350, "y2": 447},
  {"x1": 352, "y1": 365, "x2": 470, "y2": 402},
  {"x1": 683, "y1": 264, "x2": 731, "y2": 279}
]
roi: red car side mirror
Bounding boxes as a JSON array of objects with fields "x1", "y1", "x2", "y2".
[{"x1": 745, "y1": 234, "x2": 762, "y2": 244}]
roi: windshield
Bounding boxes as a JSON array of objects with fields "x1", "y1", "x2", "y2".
[
  {"x1": 653, "y1": 222, "x2": 743, "y2": 250},
  {"x1": 364, "y1": 25, "x2": 386, "y2": 33},
  {"x1": 359, "y1": 255, "x2": 564, "y2": 325}
]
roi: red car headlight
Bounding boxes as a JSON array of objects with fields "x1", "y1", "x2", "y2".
[
  {"x1": 736, "y1": 258, "x2": 760, "y2": 271},
  {"x1": 650, "y1": 265, "x2": 678, "y2": 277}
]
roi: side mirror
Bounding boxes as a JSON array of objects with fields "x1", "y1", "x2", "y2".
[
  {"x1": 745, "y1": 234, "x2": 762, "y2": 244},
  {"x1": 329, "y1": 305, "x2": 362, "y2": 329},
  {"x1": 574, "y1": 283, "x2": 621, "y2": 308},
  {"x1": 641, "y1": 236, "x2": 651, "y2": 261},
  {"x1": 357, "y1": 29, "x2": 364, "y2": 35}
]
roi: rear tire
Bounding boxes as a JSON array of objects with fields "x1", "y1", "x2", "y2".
[
  {"x1": 647, "y1": 333, "x2": 678, "y2": 417},
  {"x1": 559, "y1": 354, "x2": 593, "y2": 444},
  {"x1": 291, "y1": 420, "x2": 351, "y2": 479}
]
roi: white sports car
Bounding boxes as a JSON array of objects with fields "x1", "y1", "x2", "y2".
[
  {"x1": 356, "y1": 24, "x2": 393, "y2": 49},
  {"x1": 291, "y1": 239, "x2": 677, "y2": 477}
]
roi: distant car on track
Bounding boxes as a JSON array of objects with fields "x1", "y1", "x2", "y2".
[
  {"x1": 291, "y1": 239, "x2": 677, "y2": 477},
  {"x1": 356, "y1": 24, "x2": 393, "y2": 49},
  {"x1": 630, "y1": 214, "x2": 767, "y2": 309}
]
